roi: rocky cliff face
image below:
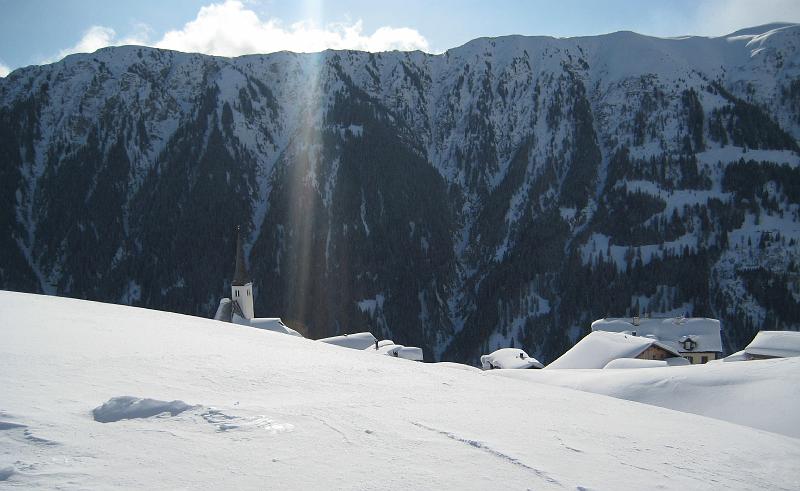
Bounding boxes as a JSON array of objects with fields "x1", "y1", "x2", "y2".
[{"x1": 2, "y1": 23, "x2": 799, "y2": 363}]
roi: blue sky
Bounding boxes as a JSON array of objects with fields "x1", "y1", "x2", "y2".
[{"x1": 1, "y1": 0, "x2": 799, "y2": 76}]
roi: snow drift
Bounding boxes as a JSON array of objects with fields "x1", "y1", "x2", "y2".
[{"x1": 92, "y1": 396, "x2": 195, "y2": 423}]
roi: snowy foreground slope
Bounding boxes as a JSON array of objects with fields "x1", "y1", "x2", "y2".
[
  {"x1": 1, "y1": 291, "x2": 799, "y2": 490},
  {"x1": 493, "y1": 358, "x2": 800, "y2": 438}
]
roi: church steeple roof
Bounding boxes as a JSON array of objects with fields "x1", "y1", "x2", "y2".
[{"x1": 232, "y1": 225, "x2": 250, "y2": 286}]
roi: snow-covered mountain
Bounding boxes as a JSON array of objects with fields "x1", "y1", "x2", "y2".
[
  {"x1": 1, "y1": 23, "x2": 799, "y2": 363},
  {"x1": 1, "y1": 291, "x2": 798, "y2": 489}
]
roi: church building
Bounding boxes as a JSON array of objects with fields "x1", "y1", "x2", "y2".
[
  {"x1": 230, "y1": 226, "x2": 254, "y2": 320},
  {"x1": 213, "y1": 227, "x2": 303, "y2": 337}
]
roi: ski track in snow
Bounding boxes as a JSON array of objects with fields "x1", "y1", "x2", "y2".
[
  {"x1": 308, "y1": 414, "x2": 353, "y2": 445},
  {"x1": 411, "y1": 422, "x2": 563, "y2": 487}
]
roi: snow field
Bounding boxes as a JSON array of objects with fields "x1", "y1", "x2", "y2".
[{"x1": 1, "y1": 290, "x2": 799, "y2": 489}]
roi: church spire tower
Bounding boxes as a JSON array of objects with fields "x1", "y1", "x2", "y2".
[{"x1": 231, "y1": 225, "x2": 254, "y2": 320}]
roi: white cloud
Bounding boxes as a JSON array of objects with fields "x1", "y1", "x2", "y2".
[
  {"x1": 0, "y1": 62, "x2": 10, "y2": 77},
  {"x1": 155, "y1": 1, "x2": 430, "y2": 55},
  {"x1": 45, "y1": 24, "x2": 150, "y2": 64},
  {"x1": 46, "y1": 0, "x2": 430, "y2": 65},
  {"x1": 691, "y1": 0, "x2": 800, "y2": 37},
  {"x1": 62, "y1": 26, "x2": 117, "y2": 57}
]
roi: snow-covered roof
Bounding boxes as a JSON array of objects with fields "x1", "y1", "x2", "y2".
[
  {"x1": 365, "y1": 342, "x2": 424, "y2": 361},
  {"x1": 372, "y1": 343, "x2": 402, "y2": 355},
  {"x1": 213, "y1": 298, "x2": 232, "y2": 321},
  {"x1": 432, "y1": 362, "x2": 483, "y2": 372},
  {"x1": 480, "y1": 348, "x2": 544, "y2": 370},
  {"x1": 317, "y1": 332, "x2": 377, "y2": 350},
  {"x1": 723, "y1": 350, "x2": 748, "y2": 362},
  {"x1": 591, "y1": 317, "x2": 722, "y2": 353},
  {"x1": 745, "y1": 331, "x2": 800, "y2": 359},
  {"x1": 546, "y1": 331, "x2": 681, "y2": 370},
  {"x1": 665, "y1": 356, "x2": 691, "y2": 366},
  {"x1": 247, "y1": 318, "x2": 303, "y2": 337},
  {"x1": 231, "y1": 313, "x2": 302, "y2": 336},
  {"x1": 603, "y1": 358, "x2": 668, "y2": 369},
  {"x1": 396, "y1": 347, "x2": 424, "y2": 362}
]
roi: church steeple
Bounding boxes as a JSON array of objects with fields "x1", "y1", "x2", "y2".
[
  {"x1": 232, "y1": 225, "x2": 250, "y2": 286},
  {"x1": 230, "y1": 225, "x2": 254, "y2": 320}
]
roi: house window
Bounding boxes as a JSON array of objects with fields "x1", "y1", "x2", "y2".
[
  {"x1": 685, "y1": 356, "x2": 693, "y2": 364},
  {"x1": 701, "y1": 356, "x2": 708, "y2": 364}
]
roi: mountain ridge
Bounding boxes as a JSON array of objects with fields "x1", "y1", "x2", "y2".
[{"x1": 1, "y1": 24, "x2": 798, "y2": 363}]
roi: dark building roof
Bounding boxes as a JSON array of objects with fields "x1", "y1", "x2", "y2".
[
  {"x1": 230, "y1": 299, "x2": 245, "y2": 318},
  {"x1": 232, "y1": 226, "x2": 251, "y2": 286}
]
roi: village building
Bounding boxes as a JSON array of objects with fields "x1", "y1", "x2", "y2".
[
  {"x1": 481, "y1": 348, "x2": 544, "y2": 370},
  {"x1": 318, "y1": 333, "x2": 425, "y2": 361},
  {"x1": 591, "y1": 316, "x2": 723, "y2": 364},
  {"x1": 546, "y1": 331, "x2": 684, "y2": 369},
  {"x1": 740, "y1": 331, "x2": 800, "y2": 360},
  {"x1": 318, "y1": 332, "x2": 378, "y2": 350}
]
